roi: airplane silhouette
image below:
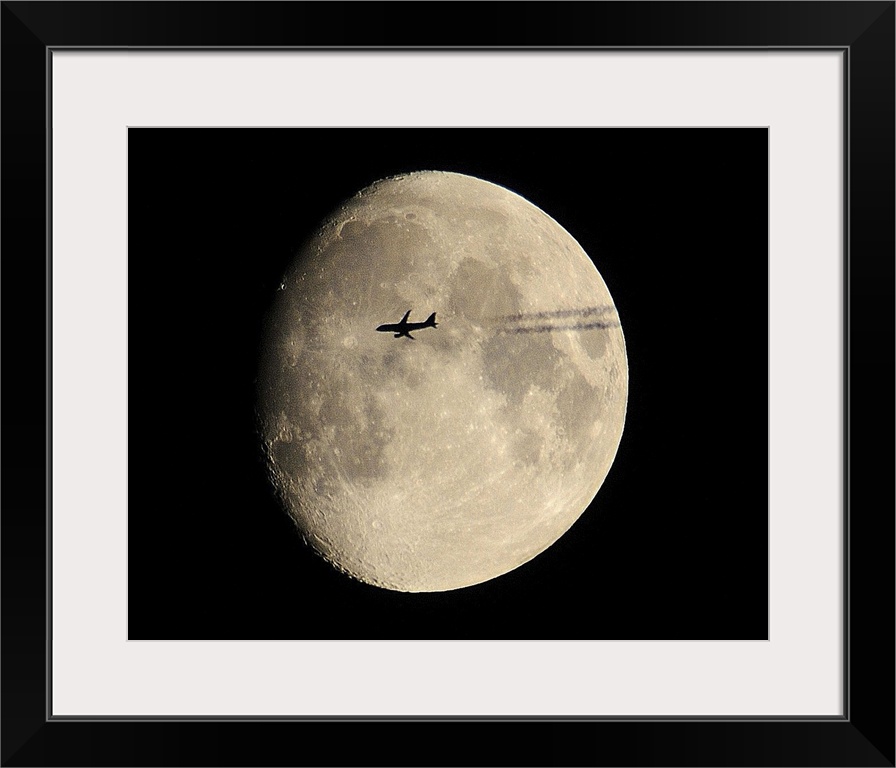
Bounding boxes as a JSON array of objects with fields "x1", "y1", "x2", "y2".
[{"x1": 376, "y1": 310, "x2": 438, "y2": 340}]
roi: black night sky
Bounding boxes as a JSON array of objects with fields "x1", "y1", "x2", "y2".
[{"x1": 128, "y1": 128, "x2": 768, "y2": 640}]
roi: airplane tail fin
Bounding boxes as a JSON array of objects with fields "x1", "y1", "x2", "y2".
[{"x1": 426, "y1": 312, "x2": 438, "y2": 327}]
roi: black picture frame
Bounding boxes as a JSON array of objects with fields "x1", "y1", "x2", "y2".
[{"x1": 2, "y1": 2, "x2": 892, "y2": 766}]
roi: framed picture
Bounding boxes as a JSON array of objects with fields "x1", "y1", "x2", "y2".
[{"x1": 3, "y1": 2, "x2": 892, "y2": 765}]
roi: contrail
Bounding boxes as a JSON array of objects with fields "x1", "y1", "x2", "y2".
[
  {"x1": 495, "y1": 305, "x2": 614, "y2": 323},
  {"x1": 499, "y1": 319, "x2": 621, "y2": 334},
  {"x1": 493, "y1": 305, "x2": 620, "y2": 334}
]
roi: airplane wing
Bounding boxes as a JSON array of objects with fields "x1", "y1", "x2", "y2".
[{"x1": 399, "y1": 309, "x2": 412, "y2": 324}]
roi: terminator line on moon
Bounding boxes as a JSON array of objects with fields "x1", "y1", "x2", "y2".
[{"x1": 257, "y1": 171, "x2": 628, "y2": 592}]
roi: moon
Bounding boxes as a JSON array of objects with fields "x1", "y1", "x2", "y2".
[{"x1": 257, "y1": 171, "x2": 627, "y2": 592}]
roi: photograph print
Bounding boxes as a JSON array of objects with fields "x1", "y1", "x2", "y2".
[{"x1": 127, "y1": 127, "x2": 768, "y2": 641}]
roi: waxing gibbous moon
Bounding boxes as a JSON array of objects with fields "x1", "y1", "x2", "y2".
[{"x1": 257, "y1": 171, "x2": 627, "y2": 592}]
